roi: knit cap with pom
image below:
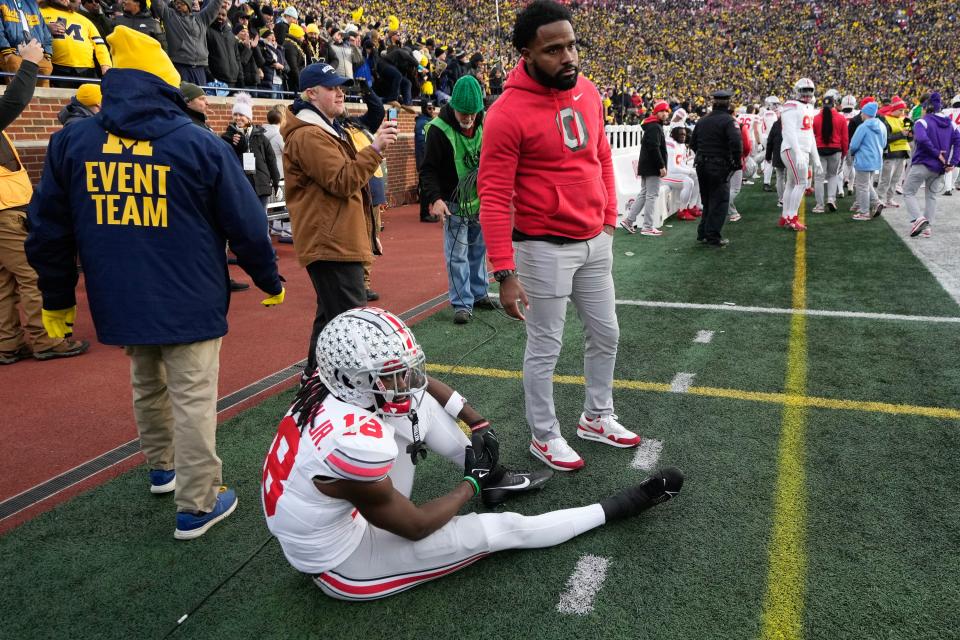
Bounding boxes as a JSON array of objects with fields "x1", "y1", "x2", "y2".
[{"x1": 232, "y1": 92, "x2": 254, "y2": 119}]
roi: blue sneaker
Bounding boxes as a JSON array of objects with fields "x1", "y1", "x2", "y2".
[
  {"x1": 174, "y1": 487, "x2": 238, "y2": 540},
  {"x1": 149, "y1": 469, "x2": 176, "y2": 495}
]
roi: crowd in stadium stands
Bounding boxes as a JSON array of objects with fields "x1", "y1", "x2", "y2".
[{"x1": 3, "y1": 0, "x2": 954, "y2": 118}]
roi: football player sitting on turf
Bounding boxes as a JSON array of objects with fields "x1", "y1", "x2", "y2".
[{"x1": 262, "y1": 307, "x2": 683, "y2": 600}]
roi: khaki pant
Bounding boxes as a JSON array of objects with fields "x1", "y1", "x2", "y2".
[
  {"x1": 0, "y1": 208, "x2": 62, "y2": 353},
  {"x1": 2, "y1": 54, "x2": 53, "y2": 87},
  {"x1": 126, "y1": 339, "x2": 223, "y2": 513}
]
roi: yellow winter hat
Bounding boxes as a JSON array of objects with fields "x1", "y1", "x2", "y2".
[
  {"x1": 75, "y1": 83, "x2": 101, "y2": 107},
  {"x1": 106, "y1": 26, "x2": 180, "y2": 87},
  {"x1": 288, "y1": 23, "x2": 305, "y2": 40},
  {"x1": 304, "y1": 23, "x2": 320, "y2": 35}
]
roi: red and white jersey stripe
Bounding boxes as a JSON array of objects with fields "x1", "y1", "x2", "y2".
[
  {"x1": 262, "y1": 396, "x2": 398, "y2": 574},
  {"x1": 314, "y1": 552, "x2": 490, "y2": 601}
]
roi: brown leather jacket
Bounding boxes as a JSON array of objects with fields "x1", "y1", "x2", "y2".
[{"x1": 281, "y1": 106, "x2": 382, "y2": 267}]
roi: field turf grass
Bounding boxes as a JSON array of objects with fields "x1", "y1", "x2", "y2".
[{"x1": 4, "y1": 184, "x2": 960, "y2": 639}]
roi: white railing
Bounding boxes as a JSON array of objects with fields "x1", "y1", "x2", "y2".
[{"x1": 605, "y1": 124, "x2": 643, "y2": 152}]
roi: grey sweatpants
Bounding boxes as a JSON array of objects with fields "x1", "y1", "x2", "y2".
[
  {"x1": 854, "y1": 169, "x2": 880, "y2": 214},
  {"x1": 878, "y1": 158, "x2": 906, "y2": 204},
  {"x1": 903, "y1": 164, "x2": 941, "y2": 224},
  {"x1": 514, "y1": 232, "x2": 619, "y2": 442},
  {"x1": 814, "y1": 153, "x2": 842, "y2": 207},
  {"x1": 625, "y1": 175, "x2": 661, "y2": 229}
]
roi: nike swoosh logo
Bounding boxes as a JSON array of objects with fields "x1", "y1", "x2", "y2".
[
  {"x1": 476, "y1": 470, "x2": 489, "y2": 478},
  {"x1": 582, "y1": 424, "x2": 605, "y2": 434},
  {"x1": 573, "y1": 93, "x2": 583, "y2": 101},
  {"x1": 487, "y1": 477, "x2": 531, "y2": 491},
  {"x1": 533, "y1": 441, "x2": 549, "y2": 453}
]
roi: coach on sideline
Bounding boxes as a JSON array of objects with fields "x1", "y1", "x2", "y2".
[
  {"x1": 25, "y1": 27, "x2": 285, "y2": 540},
  {"x1": 479, "y1": 0, "x2": 642, "y2": 472}
]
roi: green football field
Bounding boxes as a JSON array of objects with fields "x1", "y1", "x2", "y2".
[{"x1": 4, "y1": 185, "x2": 960, "y2": 640}]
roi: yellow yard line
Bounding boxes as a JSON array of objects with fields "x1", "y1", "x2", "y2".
[
  {"x1": 424, "y1": 365, "x2": 960, "y2": 421},
  {"x1": 760, "y1": 201, "x2": 809, "y2": 640}
]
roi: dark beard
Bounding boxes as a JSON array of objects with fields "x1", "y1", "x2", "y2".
[{"x1": 527, "y1": 59, "x2": 579, "y2": 91}]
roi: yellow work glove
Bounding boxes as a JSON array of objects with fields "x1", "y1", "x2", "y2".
[
  {"x1": 42, "y1": 306, "x2": 76, "y2": 338},
  {"x1": 262, "y1": 287, "x2": 285, "y2": 307}
]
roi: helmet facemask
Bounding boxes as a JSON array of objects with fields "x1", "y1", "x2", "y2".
[{"x1": 373, "y1": 352, "x2": 428, "y2": 417}]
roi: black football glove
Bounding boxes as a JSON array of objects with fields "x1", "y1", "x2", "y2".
[{"x1": 463, "y1": 428, "x2": 501, "y2": 493}]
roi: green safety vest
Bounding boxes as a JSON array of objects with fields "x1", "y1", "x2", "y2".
[{"x1": 424, "y1": 116, "x2": 482, "y2": 216}]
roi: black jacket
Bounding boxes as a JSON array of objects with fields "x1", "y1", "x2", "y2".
[
  {"x1": 419, "y1": 104, "x2": 484, "y2": 206},
  {"x1": 207, "y1": 20, "x2": 241, "y2": 84},
  {"x1": 113, "y1": 11, "x2": 165, "y2": 49},
  {"x1": 638, "y1": 117, "x2": 667, "y2": 176},
  {"x1": 238, "y1": 41, "x2": 264, "y2": 88},
  {"x1": 282, "y1": 37, "x2": 306, "y2": 92},
  {"x1": 57, "y1": 97, "x2": 95, "y2": 127},
  {"x1": 221, "y1": 124, "x2": 280, "y2": 197},
  {"x1": 690, "y1": 107, "x2": 742, "y2": 171},
  {"x1": 765, "y1": 119, "x2": 785, "y2": 169}
]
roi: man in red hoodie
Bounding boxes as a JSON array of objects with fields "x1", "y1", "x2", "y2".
[{"x1": 479, "y1": 0, "x2": 641, "y2": 473}]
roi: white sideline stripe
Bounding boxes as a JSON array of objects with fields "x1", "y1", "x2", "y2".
[
  {"x1": 694, "y1": 330, "x2": 715, "y2": 343},
  {"x1": 631, "y1": 439, "x2": 664, "y2": 471},
  {"x1": 671, "y1": 372, "x2": 695, "y2": 393},
  {"x1": 556, "y1": 555, "x2": 611, "y2": 615},
  {"x1": 615, "y1": 299, "x2": 960, "y2": 324}
]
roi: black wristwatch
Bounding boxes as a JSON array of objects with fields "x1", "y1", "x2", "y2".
[{"x1": 493, "y1": 269, "x2": 516, "y2": 283}]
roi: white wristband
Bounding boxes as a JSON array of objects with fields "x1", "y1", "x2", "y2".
[{"x1": 443, "y1": 391, "x2": 465, "y2": 419}]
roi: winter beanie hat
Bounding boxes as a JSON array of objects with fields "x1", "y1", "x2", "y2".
[
  {"x1": 107, "y1": 26, "x2": 180, "y2": 87},
  {"x1": 861, "y1": 101, "x2": 879, "y2": 117},
  {"x1": 449, "y1": 75, "x2": 484, "y2": 114},
  {"x1": 232, "y1": 92, "x2": 254, "y2": 119},
  {"x1": 75, "y1": 83, "x2": 102, "y2": 107},
  {"x1": 180, "y1": 82, "x2": 204, "y2": 102}
]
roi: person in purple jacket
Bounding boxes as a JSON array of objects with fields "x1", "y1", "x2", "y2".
[{"x1": 903, "y1": 92, "x2": 960, "y2": 238}]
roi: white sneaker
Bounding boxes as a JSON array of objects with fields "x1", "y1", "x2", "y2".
[
  {"x1": 577, "y1": 413, "x2": 641, "y2": 448},
  {"x1": 728, "y1": 212, "x2": 742, "y2": 222},
  {"x1": 812, "y1": 205, "x2": 825, "y2": 213},
  {"x1": 530, "y1": 436, "x2": 585, "y2": 471}
]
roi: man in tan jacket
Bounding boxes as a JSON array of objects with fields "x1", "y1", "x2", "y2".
[{"x1": 282, "y1": 62, "x2": 398, "y2": 379}]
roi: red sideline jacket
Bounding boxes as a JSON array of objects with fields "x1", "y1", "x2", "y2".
[
  {"x1": 813, "y1": 108, "x2": 850, "y2": 155},
  {"x1": 478, "y1": 60, "x2": 616, "y2": 272}
]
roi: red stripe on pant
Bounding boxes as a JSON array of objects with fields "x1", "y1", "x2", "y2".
[
  {"x1": 784, "y1": 149, "x2": 800, "y2": 184},
  {"x1": 316, "y1": 552, "x2": 490, "y2": 600}
]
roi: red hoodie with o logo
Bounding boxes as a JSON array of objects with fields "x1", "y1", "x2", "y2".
[{"x1": 478, "y1": 60, "x2": 617, "y2": 272}]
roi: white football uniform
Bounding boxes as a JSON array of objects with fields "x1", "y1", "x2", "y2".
[
  {"x1": 664, "y1": 138, "x2": 696, "y2": 209},
  {"x1": 262, "y1": 391, "x2": 606, "y2": 601},
  {"x1": 760, "y1": 108, "x2": 780, "y2": 184},
  {"x1": 780, "y1": 99, "x2": 818, "y2": 219}
]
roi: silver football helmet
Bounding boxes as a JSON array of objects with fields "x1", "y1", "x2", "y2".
[
  {"x1": 793, "y1": 77, "x2": 815, "y2": 103},
  {"x1": 823, "y1": 88, "x2": 841, "y2": 102},
  {"x1": 763, "y1": 95, "x2": 781, "y2": 110},
  {"x1": 841, "y1": 94, "x2": 857, "y2": 110},
  {"x1": 315, "y1": 307, "x2": 427, "y2": 417}
]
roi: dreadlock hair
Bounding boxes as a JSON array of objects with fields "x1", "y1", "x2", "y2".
[
  {"x1": 512, "y1": 0, "x2": 573, "y2": 52},
  {"x1": 290, "y1": 376, "x2": 331, "y2": 432}
]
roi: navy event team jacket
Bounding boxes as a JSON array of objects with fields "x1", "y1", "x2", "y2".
[{"x1": 25, "y1": 68, "x2": 282, "y2": 346}]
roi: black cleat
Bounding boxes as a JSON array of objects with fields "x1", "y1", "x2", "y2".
[
  {"x1": 762, "y1": 183, "x2": 773, "y2": 192},
  {"x1": 600, "y1": 466, "x2": 684, "y2": 521},
  {"x1": 482, "y1": 468, "x2": 553, "y2": 508}
]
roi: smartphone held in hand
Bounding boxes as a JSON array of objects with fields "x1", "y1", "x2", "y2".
[{"x1": 387, "y1": 108, "x2": 398, "y2": 121}]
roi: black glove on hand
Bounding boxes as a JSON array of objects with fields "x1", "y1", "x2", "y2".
[{"x1": 463, "y1": 428, "x2": 502, "y2": 496}]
